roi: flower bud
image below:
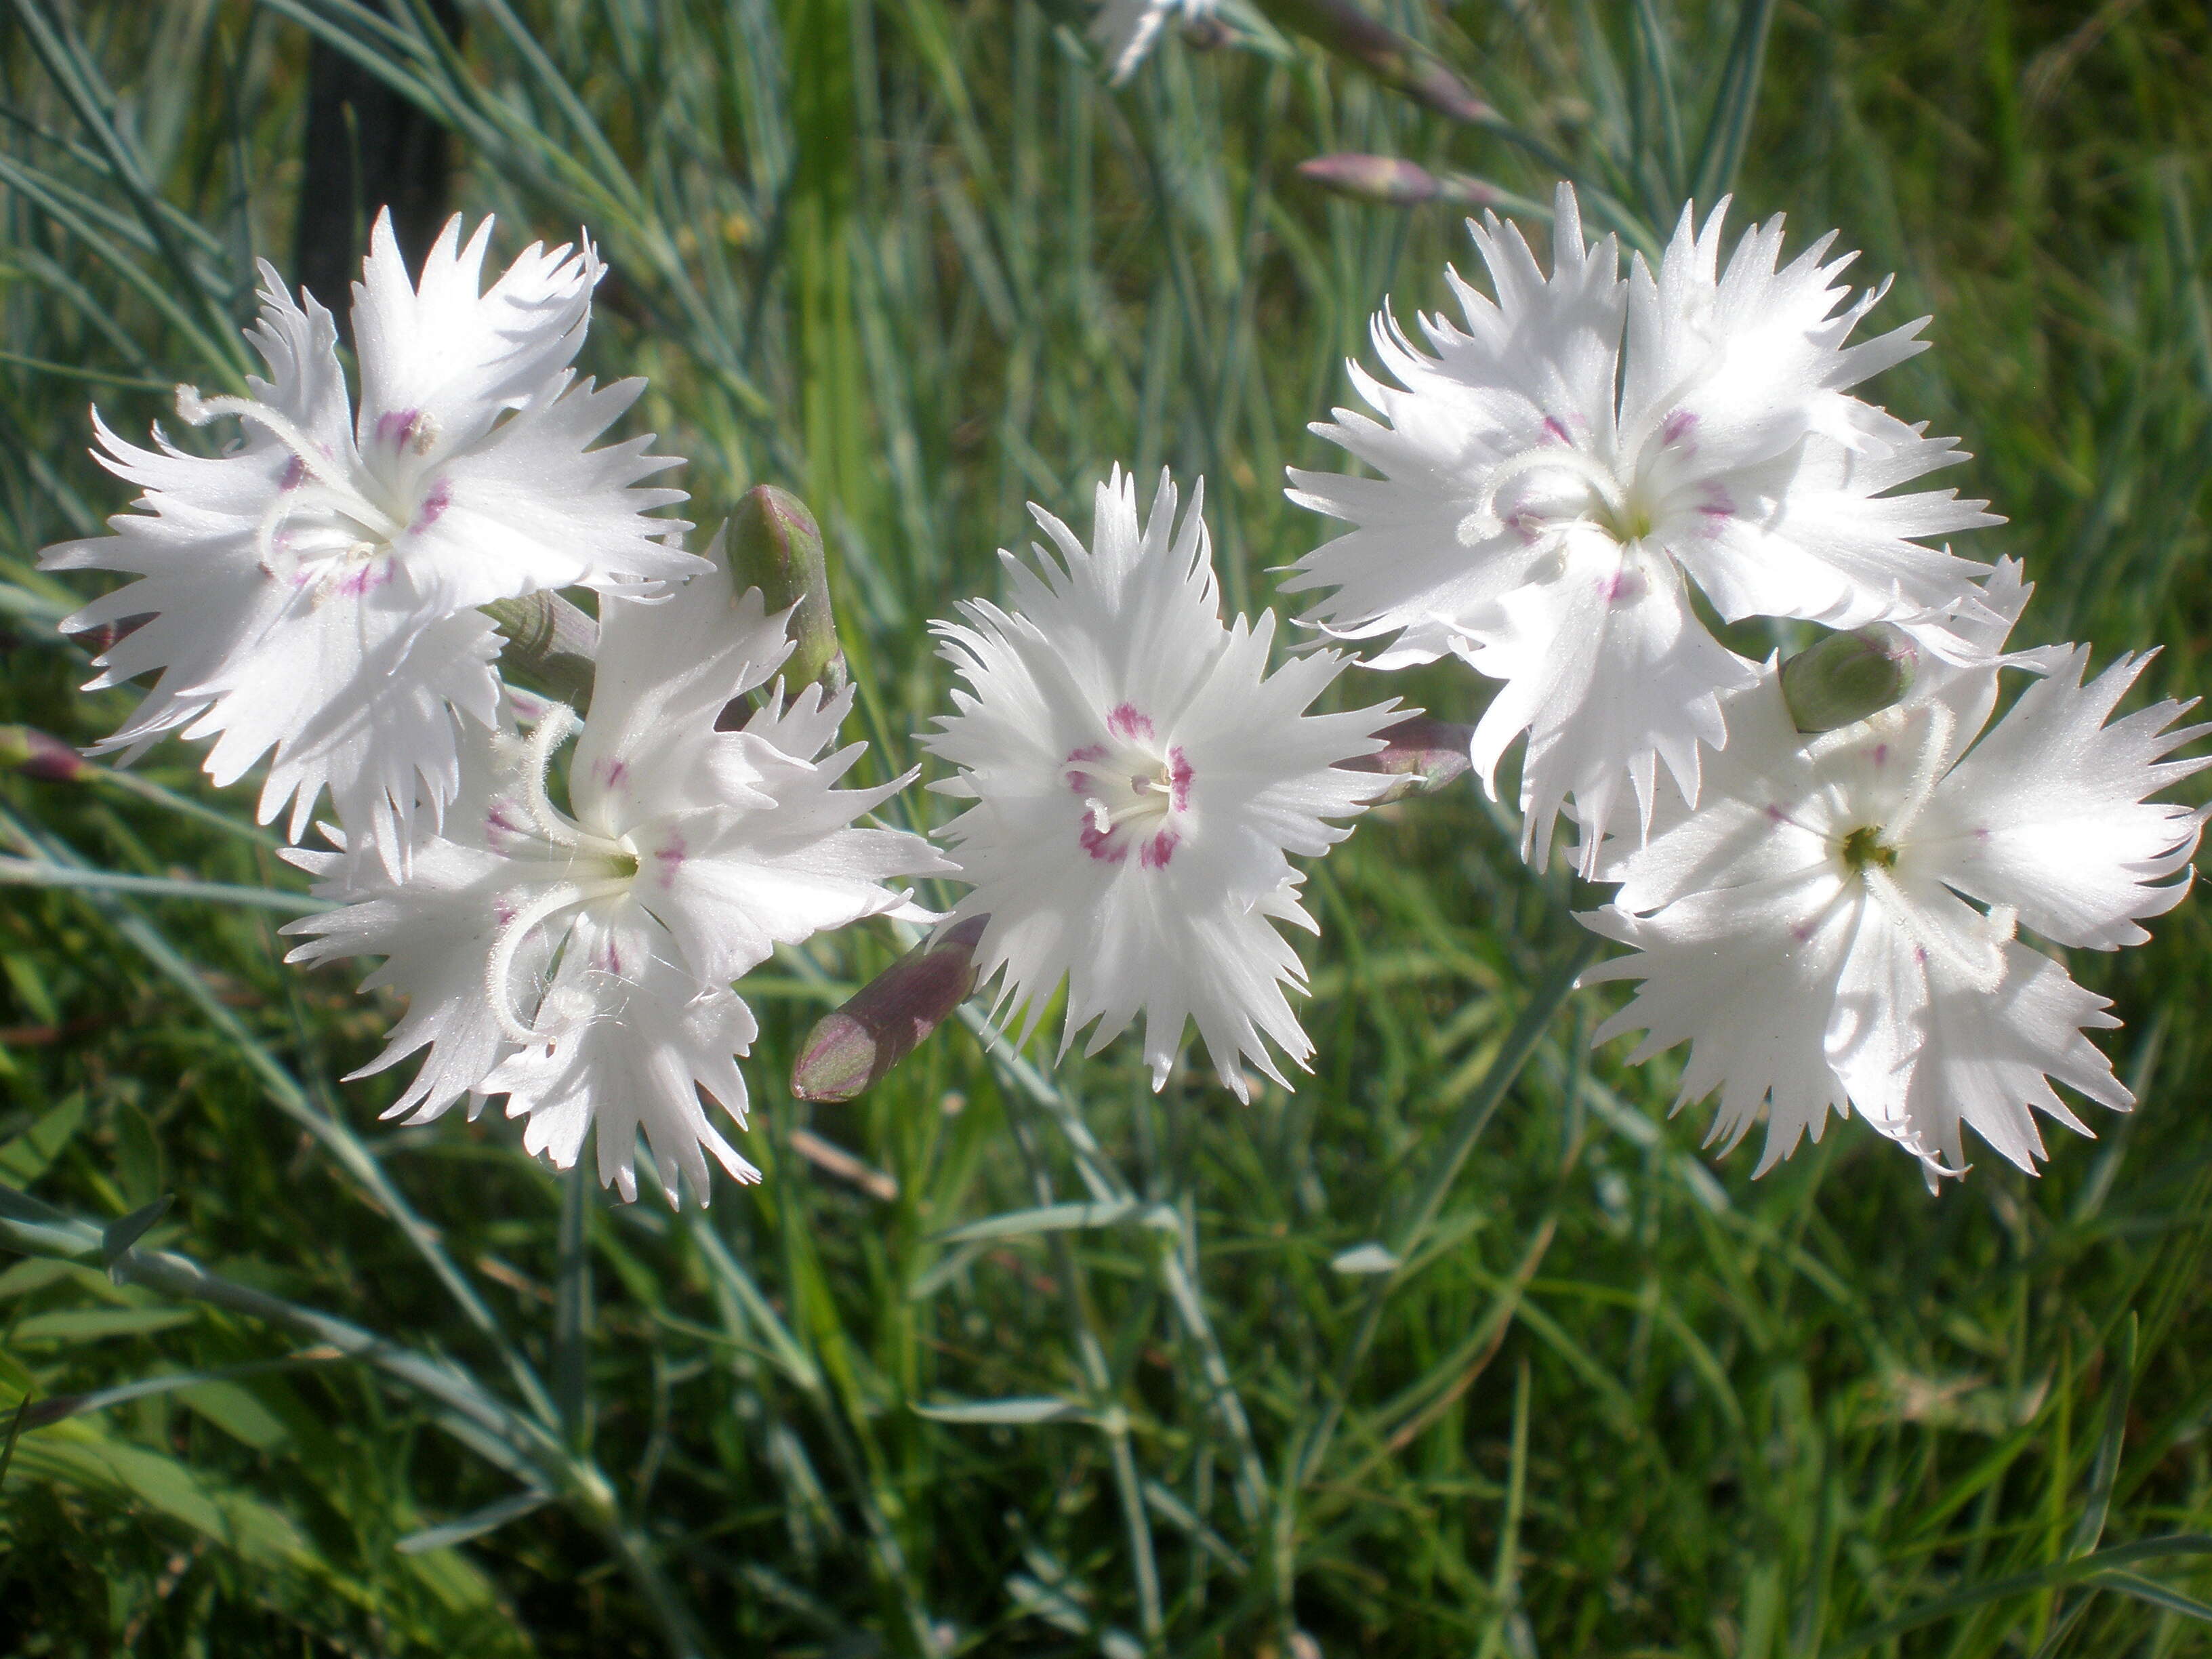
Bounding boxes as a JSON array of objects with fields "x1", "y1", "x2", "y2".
[
  {"x1": 1254, "y1": 0, "x2": 1496, "y2": 125},
  {"x1": 0, "y1": 725, "x2": 89, "y2": 783},
  {"x1": 1299, "y1": 154, "x2": 1443, "y2": 205},
  {"x1": 1780, "y1": 623, "x2": 1919, "y2": 733},
  {"x1": 62, "y1": 611, "x2": 155, "y2": 658},
  {"x1": 1298, "y1": 155, "x2": 1522, "y2": 213},
  {"x1": 1340, "y1": 714, "x2": 1473, "y2": 802},
  {"x1": 483, "y1": 591, "x2": 600, "y2": 711},
  {"x1": 729, "y1": 485, "x2": 846, "y2": 694},
  {"x1": 791, "y1": 916, "x2": 989, "y2": 1103}
]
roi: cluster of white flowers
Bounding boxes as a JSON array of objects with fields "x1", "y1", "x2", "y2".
[
  {"x1": 1288, "y1": 185, "x2": 2209, "y2": 1183},
  {"x1": 52, "y1": 216, "x2": 945, "y2": 1204},
  {"x1": 49, "y1": 184, "x2": 2204, "y2": 1201}
]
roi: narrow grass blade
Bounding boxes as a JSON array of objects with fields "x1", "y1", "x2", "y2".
[
  {"x1": 2070, "y1": 1313, "x2": 2137, "y2": 1558},
  {"x1": 930, "y1": 1198, "x2": 1181, "y2": 1246},
  {"x1": 1688, "y1": 0, "x2": 1778, "y2": 205},
  {"x1": 396, "y1": 1488, "x2": 556, "y2": 1555},
  {"x1": 0, "y1": 858, "x2": 324, "y2": 914}
]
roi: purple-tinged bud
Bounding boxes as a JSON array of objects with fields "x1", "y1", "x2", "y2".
[
  {"x1": 1299, "y1": 154, "x2": 1442, "y2": 205},
  {"x1": 792, "y1": 916, "x2": 989, "y2": 1103},
  {"x1": 62, "y1": 612, "x2": 155, "y2": 658},
  {"x1": 1780, "y1": 623, "x2": 1919, "y2": 734},
  {"x1": 484, "y1": 591, "x2": 599, "y2": 711},
  {"x1": 1299, "y1": 155, "x2": 1525, "y2": 213},
  {"x1": 1341, "y1": 714, "x2": 1474, "y2": 802},
  {"x1": 730, "y1": 485, "x2": 846, "y2": 695},
  {"x1": 0, "y1": 726, "x2": 90, "y2": 783},
  {"x1": 1254, "y1": 0, "x2": 1497, "y2": 126}
]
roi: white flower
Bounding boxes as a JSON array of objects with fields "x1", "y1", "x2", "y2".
[
  {"x1": 1287, "y1": 184, "x2": 2000, "y2": 874},
  {"x1": 44, "y1": 211, "x2": 701, "y2": 872},
  {"x1": 282, "y1": 533, "x2": 946, "y2": 1204},
  {"x1": 1091, "y1": 0, "x2": 1214, "y2": 84},
  {"x1": 1582, "y1": 563, "x2": 2208, "y2": 1181},
  {"x1": 923, "y1": 468, "x2": 1399, "y2": 1099}
]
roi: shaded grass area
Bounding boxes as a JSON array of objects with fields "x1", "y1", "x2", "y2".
[{"x1": 1, "y1": 1, "x2": 2211, "y2": 1654}]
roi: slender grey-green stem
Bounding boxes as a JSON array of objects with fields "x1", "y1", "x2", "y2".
[{"x1": 0, "y1": 857, "x2": 324, "y2": 913}]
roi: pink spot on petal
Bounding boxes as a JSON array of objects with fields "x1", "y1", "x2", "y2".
[
  {"x1": 1913, "y1": 945, "x2": 1929, "y2": 965},
  {"x1": 1079, "y1": 819, "x2": 1128, "y2": 864},
  {"x1": 279, "y1": 455, "x2": 306, "y2": 490},
  {"x1": 1872, "y1": 743, "x2": 1890, "y2": 766},
  {"x1": 376, "y1": 408, "x2": 421, "y2": 449},
  {"x1": 1141, "y1": 829, "x2": 1181, "y2": 869},
  {"x1": 1064, "y1": 743, "x2": 1106, "y2": 794},
  {"x1": 1541, "y1": 415, "x2": 1571, "y2": 446},
  {"x1": 1168, "y1": 746, "x2": 1193, "y2": 811},
  {"x1": 599, "y1": 757, "x2": 629, "y2": 788},
  {"x1": 410, "y1": 479, "x2": 451, "y2": 533},
  {"x1": 653, "y1": 832, "x2": 687, "y2": 886},
  {"x1": 1106, "y1": 703, "x2": 1153, "y2": 741},
  {"x1": 1600, "y1": 569, "x2": 1645, "y2": 605},
  {"x1": 1790, "y1": 920, "x2": 1814, "y2": 942},
  {"x1": 1765, "y1": 804, "x2": 1788, "y2": 823},
  {"x1": 336, "y1": 561, "x2": 389, "y2": 597},
  {"x1": 1661, "y1": 409, "x2": 1699, "y2": 447}
]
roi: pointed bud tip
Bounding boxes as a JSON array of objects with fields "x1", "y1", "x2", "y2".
[
  {"x1": 0, "y1": 726, "x2": 89, "y2": 782},
  {"x1": 1298, "y1": 154, "x2": 1441, "y2": 205},
  {"x1": 1343, "y1": 714, "x2": 1475, "y2": 800},
  {"x1": 790, "y1": 917, "x2": 989, "y2": 1103},
  {"x1": 1781, "y1": 623, "x2": 1919, "y2": 733},
  {"x1": 730, "y1": 485, "x2": 846, "y2": 692}
]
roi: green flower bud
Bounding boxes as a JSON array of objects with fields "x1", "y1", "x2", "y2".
[
  {"x1": 729, "y1": 485, "x2": 846, "y2": 694},
  {"x1": 1780, "y1": 623, "x2": 1919, "y2": 733}
]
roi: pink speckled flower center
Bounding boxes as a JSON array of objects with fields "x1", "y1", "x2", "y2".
[
  {"x1": 1482, "y1": 410, "x2": 1732, "y2": 585},
  {"x1": 1063, "y1": 703, "x2": 1192, "y2": 869},
  {"x1": 174, "y1": 386, "x2": 451, "y2": 605}
]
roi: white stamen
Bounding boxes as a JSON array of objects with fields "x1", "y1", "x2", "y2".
[
  {"x1": 1885, "y1": 701, "x2": 1956, "y2": 838},
  {"x1": 483, "y1": 874, "x2": 635, "y2": 1044},
  {"x1": 518, "y1": 704, "x2": 583, "y2": 848},
  {"x1": 485, "y1": 880, "x2": 587, "y2": 1043},
  {"x1": 176, "y1": 386, "x2": 403, "y2": 541}
]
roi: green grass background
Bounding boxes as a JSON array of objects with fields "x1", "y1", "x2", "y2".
[{"x1": 2, "y1": 1, "x2": 2211, "y2": 1654}]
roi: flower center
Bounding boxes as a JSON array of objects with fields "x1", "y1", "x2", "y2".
[
  {"x1": 1474, "y1": 409, "x2": 1729, "y2": 562},
  {"x1": 1837, "y1": 823, "x2": 1899, "y2": 873},
  {"x1": 1063, "y1": 703, "x2": 1192, "y2": 869},
  {"x1": 1591, "y1": 497, "x2": 1657, "y2": 546},
  {"x1": 479, "y1": 705, "x2": 654, "y2": 1042},
  {"x1": 176, "y1": 384, "x2": 449, "y2": 602}
]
